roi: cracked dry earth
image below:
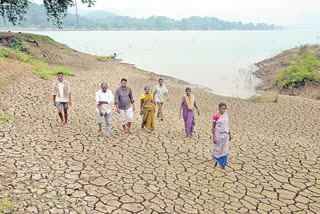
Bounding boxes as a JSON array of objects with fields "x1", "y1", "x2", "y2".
[{"x1": 0, "y1": 53, "x2": 320, "y2": 214}]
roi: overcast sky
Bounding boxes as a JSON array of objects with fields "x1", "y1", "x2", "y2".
[{"x1": 33, "y1": 0, "x2": 320, "y2": 27}]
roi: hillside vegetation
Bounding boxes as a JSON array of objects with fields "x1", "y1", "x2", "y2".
[
  {"x1": 254, "y1": 44, "x2": 320, "y2": 100},
  {"x1": 0, "y1": 3, "x2": 282, "y2": 30},
  {"x1": 0, "y1": 32, "x2": 77, "y2": 93}
]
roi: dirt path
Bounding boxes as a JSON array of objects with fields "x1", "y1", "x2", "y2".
[{"x1": 0, "y1": 52, "x2": 320, "y2": 213}]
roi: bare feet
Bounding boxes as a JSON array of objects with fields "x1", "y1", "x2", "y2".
[
  {"x1": 98, "y1": 129, "x2": 101, "y2": 133},
  {"x1": 59, "y1": 121, "x2": 64, "y2": 127},
  {"x1": 106, "y1": 135, "x2": 111, "y2": 138},
  {"x1": 122, "y1": 130, "x2": 127, "y2": 134},
  {"x1": 221, "y1": 166, "x2": 229, "y2": 171},
  {"x1": 63, "y1": 122, "x2": 68, "y2": 128},
  {"x1": 128, "y1": 129, "x2": 133, "y2": 134}
]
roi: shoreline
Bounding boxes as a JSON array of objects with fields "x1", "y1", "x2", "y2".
[
  {"x1": 4, "y1": 29, "x2": 308, "y2": 99},
  {"x1": 253, "y1": 44, "x2": 320, "y2": 100},
  {"x1": 1, "y1": 32, "x2": 320, "y2": 213},
  {"x1": 1, "y1": 28, "x2": 285, "y2": 32},
  {"x1": 108, "y1": 59, "x2": 191, "y2": 86},
  {"x1": 114, "y1": 59, "x2": 252, "y2": 99}
]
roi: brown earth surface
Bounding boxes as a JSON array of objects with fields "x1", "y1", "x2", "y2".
[
  {"x1": 254, "y1": 44, "x2": 320, "y2": 100},
  {"x1": 0, "y1": 33, "x2": 320, "y2": 213}
]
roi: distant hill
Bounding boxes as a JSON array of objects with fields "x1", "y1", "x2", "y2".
[
  {"x1": 84, "y1": 11, "x2": 118, "y2": 19},
  {"x1": 0, "y1": 3, "x2": 283, "y2": 31}
]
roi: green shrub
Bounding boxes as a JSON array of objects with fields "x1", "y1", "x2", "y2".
[
  {"x1": 0, "y1": 48, "x2": 10, "y2": 57},
  {"x1": 0, "y1": 47, "x2": 32, "y2": 62},
  {"x1": 11, "y1": 39, "x2": 28, "y2": 52},
  {"x1": 249, "y1": 91, "x2": 280, "y2": 103},
  {"x1": 277, "y1": 56, "x2": 320, "y2": 88},
  {"x1": 0, "y1": 197, "x2": 14, "y2": 213},
  {"x1": 249, "y1": 94, "x2": 265, "y2": 103},
  {"x1": 272, "y1": 91, "x2": 280, "y2": 103}
]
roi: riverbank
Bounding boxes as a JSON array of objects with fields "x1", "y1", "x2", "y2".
[
  {"x1": 0, "y1": 32, "x2": 319, "y2": 213},
  {"x1": 254, "y1": 44, "x2": 320, "y2": 100}
]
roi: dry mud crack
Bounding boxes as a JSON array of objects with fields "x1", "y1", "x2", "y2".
[{"x1": 0, "y1": 54, "x2": 320, "y2": 213}]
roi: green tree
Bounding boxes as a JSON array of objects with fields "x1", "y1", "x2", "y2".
[{"x1": 0, "y1": 0, "x2": 95, "y2": 27}]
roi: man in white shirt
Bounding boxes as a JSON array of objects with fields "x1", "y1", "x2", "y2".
[
  {"x1": 53, "y1": 72, "x2": 71, "y2": 127},
  {"x1": 153, "y1": 79, "x2": 169, "y2": 121},
  {"x1": 96, "y1": 82, "x2": 113, "y2": 137}
]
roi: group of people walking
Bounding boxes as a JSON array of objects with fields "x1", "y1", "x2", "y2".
[{"x1": 52, "y1": 72, "x2": 232, "y2": 169}]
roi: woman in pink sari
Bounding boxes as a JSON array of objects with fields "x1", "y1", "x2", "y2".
[
  {"x1": 212, "y1": 102, "x2": 232, "y2": 170},
  {"x1": 179, "y1": 87, "x2": 200, "y2": 138}
]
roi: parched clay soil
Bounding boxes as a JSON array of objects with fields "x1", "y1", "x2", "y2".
[{"x1": 0, "y1": 35, "x2": 320, "y2": 213}]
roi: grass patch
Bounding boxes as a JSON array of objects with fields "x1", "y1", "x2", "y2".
[
  {"x1": 20, "y1": 194, "x2": 29, "y2": 201},
  {"x1": 299, "y1": 45, "x2": 309, "y2": 57},
  {"x1": 277, "y1": 56, "x2": 320, "y2": 88},
  {"x1": 51, "y1": 66, "x2": 75, "y2": 76},
  {"x1": 19, "y1": 33, "x2": 55, "y2": 44},
  {"x1": 1, "y1": 32, "x2": 56, "y2": 48},
  {"x1": 1, "y1": 33, "x2": 72, "y2": 80},
  {"x1": 0, "y1": 113, "x2": 9, "y2": 124},
  {"x1": 10, "y1": 39, "x2": 28, "y2": 52},
  {"x1": 249, "y1": 94, "x2": 264, "y2": 103},
  {"x1": 0, "y1": 112, "x2": 16, "y2": 124},
  {"x1": 56, "y1": 193, "x2": 67, "y2": 203},
  {"x1": 33, "y1": 63, "x2": 74, "y2": 80},
  {"x1": 0, "y1": 118, "x2": 8, "y2": 124},
  {"x1": 40, "y1": 35, "x2": 55, "y2": 43},
  {"x1": 249, "y1": 91, "x2": 280, "y2": 103},
  {"x1": 0, "y1": 46, "x2": 74, "y2": 80},
  {"x1": 0, "y1": 46, "x2": 33, "y2": 62},
  {"x1": 0, "y1": 197, "x2": 14, "y2": 213},
  {"x1": 0, "y1": 33, "x2": 75, "y2": 81},
  {"x1": 273, "y1": 91, "x2": 280, "y2": 103},
  {"x1": 0, "y1": 48, "x2": 10, "y2": 57}
]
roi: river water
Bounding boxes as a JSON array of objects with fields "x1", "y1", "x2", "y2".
[{"x1": 23, "y1": 30, "x2": 320, "y2": 98}]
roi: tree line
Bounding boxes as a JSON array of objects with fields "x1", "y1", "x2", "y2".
[{"x1": 0, "y1": 3, "x2": 282, "y2": 30}]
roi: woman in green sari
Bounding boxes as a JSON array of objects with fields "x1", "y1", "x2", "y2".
[{"x1": 140, "y1": 86, "x2": 155, "y2": 132}]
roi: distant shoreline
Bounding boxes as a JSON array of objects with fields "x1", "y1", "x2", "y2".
[{"x1": 1, "y1": 28, "x2": 285, "y2": 32}]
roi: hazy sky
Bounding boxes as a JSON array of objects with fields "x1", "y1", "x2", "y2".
[{"x1": 33, "y1": 0, "x2": 320, "y2": 27}]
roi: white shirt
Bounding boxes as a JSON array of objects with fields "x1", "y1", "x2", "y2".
[
  {"x1": 154, "y1": 84, "x2": 168, "y2": 103},
  {"x1": 96, "y1": 89, "x2": 113, "y2": 114}
]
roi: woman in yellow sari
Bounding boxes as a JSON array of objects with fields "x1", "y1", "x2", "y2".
[{"x1": 140, "y1": 86, "x2": 155, "y2": 132}]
